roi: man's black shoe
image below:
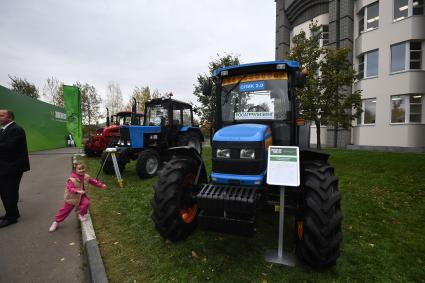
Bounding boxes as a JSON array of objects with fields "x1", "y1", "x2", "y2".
[{"x1": 0, "y1": 219, "x2": 18, "y2": 228}]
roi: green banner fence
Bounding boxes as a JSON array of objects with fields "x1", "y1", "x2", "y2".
[{"x1": 0, "y1": 85, "x2": 69, "y2": 152}]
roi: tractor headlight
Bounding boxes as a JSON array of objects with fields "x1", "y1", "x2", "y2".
[
  {"x1": 240, "y1": 148, "x2": 255, "y2": 159},
  {"x1": 126, "y1": 141, "x2": 131, "y2": 146},
  {"x1": 118, "y1": 139, "x2": 123, "y2": 146},
  {"x1": 216, "y1": 148, "x2": 231, "y2": 158}
]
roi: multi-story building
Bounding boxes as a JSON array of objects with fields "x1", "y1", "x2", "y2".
[{"x1": 275, "y1": 0, "x2": 425, "y2": 151}]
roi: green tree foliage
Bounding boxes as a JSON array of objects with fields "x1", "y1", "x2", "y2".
[
  {"x1": 127, "y1": 86, "x2": 161, "y2": 113},
  {"x1": 320, "y1": 48, "x2": 362, "y2": 130},
  {"x1": 8, "y1": 75, "x2": 39, "y2": 99},
  {"x1": 193, "y1": 53, "x2": 240, "y2": 131},
  {"x1": 288, "y1": 22, "x2": 362, "y2": 149},
  {"x1": 42, "y1": 77, "x2": 64, "y2": 106}
]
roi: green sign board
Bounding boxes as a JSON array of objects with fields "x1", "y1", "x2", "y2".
[{"x1": 63, "y1": 85, "x2": 83, "y2": 148}]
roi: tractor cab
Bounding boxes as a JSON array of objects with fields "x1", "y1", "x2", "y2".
[{"x1": 210, "y1": 61, "x2": 310, "y2": 185}]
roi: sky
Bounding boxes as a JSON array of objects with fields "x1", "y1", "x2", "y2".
[{"x1": 0, "y1": 0, "x2": 276, "y2": 109}]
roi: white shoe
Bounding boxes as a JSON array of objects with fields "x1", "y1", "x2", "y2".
[
  {"x1": 78, "y1": 214, "x2": 88, "y2": 222},
  {"x1": 49, "y1": 221, "x2": 59, "y2": 232}
]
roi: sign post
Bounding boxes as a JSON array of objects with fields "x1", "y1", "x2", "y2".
[{"x1": 265, "y1": 146, "x2": 300, "y2": 267}]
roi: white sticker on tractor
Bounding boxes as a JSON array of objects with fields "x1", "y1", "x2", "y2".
[{"x1": 235, "y1": 112, "x2": 274, "y2": 120}]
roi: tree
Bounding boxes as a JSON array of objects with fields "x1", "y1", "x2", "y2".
[
  {"x1": 126, "y1": 86, "x2": 161, "y2": 113},
  {"x1": 42, "y1": 77, "x2": 64, "y2": 106},
  {"x1": 320, "y1": 48, "x2": 362, "y2": 136},
  {"x1": 8, "y1": 75, "x2": 39, "y2": 99},
  {"x1": 288, "y1": 22, "x2": 326, "y2": 148},
  {"x1": 288, "y1": 22, "x2": 362, "y2": 149},
  {"x1": 193, "y1": 53, "x2": 240, "y2": 136},
  {"x1": 105, "y1": 82, "x2": 124, "y2": 115}
]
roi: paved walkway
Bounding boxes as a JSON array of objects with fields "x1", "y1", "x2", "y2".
[{"x1": 0, "y1": 148, "x2": 89, "y2": 283}]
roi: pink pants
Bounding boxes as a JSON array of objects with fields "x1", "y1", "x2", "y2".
[{"x1": 54, "y1": 194, "x2": 90, "y2": 223}]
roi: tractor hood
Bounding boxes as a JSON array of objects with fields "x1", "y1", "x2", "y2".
[{"x1": 213, "y1": 124, "x2": 269, "y2": 142}]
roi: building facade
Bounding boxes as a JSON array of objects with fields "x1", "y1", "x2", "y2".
[{"x1": 275, "y1": 0, "x2": 425, "y2": 150}]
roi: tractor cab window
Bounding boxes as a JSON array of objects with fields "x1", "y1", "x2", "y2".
[
  {"x1": 172, "y1": 105, "x2": 192, "y2": 126},
  {"x1": 172, "y1": 108, "x2": 182, "y2": 126},
  {"x1": 118, "y1": 115, "x2": 132, "y2": 125},
  {"x1": 182, "y1": 109, "x2": 192, "y2": 125},
  {"x1": 145, "y1": 104, "x2": 169, "y2": 126},
  {"x1": 221, "y1": 73, "x2": 290, "y2": 123}
]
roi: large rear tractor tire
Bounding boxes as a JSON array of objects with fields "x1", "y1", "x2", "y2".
[
  {"x1": 151, "y1": 157, "x2": 202, "y2": 242},
  {"x1": 176, "y1": 132, "x2": 202, "y2": 155},
  {"x1": 296, "y1": 160, "x2": 342, "y2": 269},
  {"x1": 100, "y1": 149, "x2": 129, "y2": 175},
  {"x1": 136, "y1": 149, "x2": 160, "y2": 179}
]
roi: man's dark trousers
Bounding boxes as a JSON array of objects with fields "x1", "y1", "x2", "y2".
[{"x1": 0, "y1": 172, "x2": 23, "y2": 220}]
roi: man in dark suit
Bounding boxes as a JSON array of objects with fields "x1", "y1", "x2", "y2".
[{"x1": 0, "y1": 109, "x2": 30, "y2": 228}]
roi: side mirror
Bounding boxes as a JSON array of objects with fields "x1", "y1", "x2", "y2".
[{"x1": 202, "y1": 78, "x2": 213, "y2": 96}]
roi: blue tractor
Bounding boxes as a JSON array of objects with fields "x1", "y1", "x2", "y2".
[
  {"x1": 101, "y1": 97, "x2": 203, "y2": 178},
  {"x1": 151, "y1": 61, "x2": 342, "y2": 269}
]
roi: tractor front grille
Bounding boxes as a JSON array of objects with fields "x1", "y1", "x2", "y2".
[{"x1": 196, "y1": 184, "x2": 261, "y2": 236}]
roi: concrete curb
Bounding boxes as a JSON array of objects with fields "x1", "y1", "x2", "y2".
[{"x1": 81, "y1": 213, "x2": 108, "y2": 283}]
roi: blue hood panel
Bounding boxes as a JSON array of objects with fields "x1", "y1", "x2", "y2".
[{"x1": 213, "y1": 124, "x2": 269, "y2": 142}]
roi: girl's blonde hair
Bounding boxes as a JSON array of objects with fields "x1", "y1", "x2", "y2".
[{"x1": 72, "y1": 160, "x2": 86, "y2": 170}]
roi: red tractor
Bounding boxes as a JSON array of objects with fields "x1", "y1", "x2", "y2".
[{"x1": 84, "y1": 108, "x2": 143, "y2": 157}]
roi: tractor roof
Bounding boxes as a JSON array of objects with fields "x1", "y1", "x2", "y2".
[
  {"x1": 213, "y1": 60, "x2": 300, "y2": 77},
  {"x1": 116, "y1": 111, "x2": 143, "y2": 117},
  {"x1": 146, "y1": 97, "x2": 192, "y2": 108}
]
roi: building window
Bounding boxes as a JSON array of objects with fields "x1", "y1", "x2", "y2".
[
  {"x1": 364, "y1": 98, "x2": 377, "y2": 124},
  {"x1": 394, "y1": 0, "x2": 424, "y2": 21},
  {"x1": 359, "y1": 50, "x2": 379, "y2": 78},
  {"x1": 391, "y1": 94, "x2": 423, "y2": 123},
  {"x1": 359, "y1": 1, "x2": 380, "y2": 34},
  {"x1": 322, "y1": 25, "x2": 329, "y2": 46},
  {"x1": 410, "y1": 41, "x2": 422, "y2": 69},
  {"x1": 391, "y1": 41, "x2": 423, "y2": 72},
  {"x1": 410, "y1": 94, "x2": 423, "y2": 122}
]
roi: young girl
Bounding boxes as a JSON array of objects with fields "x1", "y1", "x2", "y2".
[{"x1": 49, "y1": 160, "x2": 106, "y2": 232}]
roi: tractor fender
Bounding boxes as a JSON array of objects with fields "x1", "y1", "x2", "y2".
[
  {"x1": 179, "y1": 127, "x2": 204, "y2": 141},
  {"x1": 167, "y1": 146, "x2": 208, "y2": 184},
  {"x1": 300, "y1": 149, "x2": 330, "y2": 163}
]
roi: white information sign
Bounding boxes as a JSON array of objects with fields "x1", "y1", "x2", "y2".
[{"x1": 266, "y1": 146, "x2": 300, "y2": 186}]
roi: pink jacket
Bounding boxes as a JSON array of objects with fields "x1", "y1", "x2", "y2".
[{"x1": 67, "y1": 172, "x2": 105, "y2": 193}]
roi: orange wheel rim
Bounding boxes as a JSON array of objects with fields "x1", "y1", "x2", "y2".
[
  {"x1": 297, "y1": 221, "x2": 304, "y2": 240},
  {"x1": 180, "y1": 173, "x2": 197, "y2": 224},
  {"x1": 180, "y1": 204, "x2": 198, "y2": 223}
]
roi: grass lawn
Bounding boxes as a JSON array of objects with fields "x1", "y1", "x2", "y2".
[{"x1": 84, "y1": 147, "x2": 425, "y2": 283}]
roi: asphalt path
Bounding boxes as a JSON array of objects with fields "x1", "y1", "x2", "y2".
[{"x1": 0, "y1": 148, "x2": 89, "y2": 283}]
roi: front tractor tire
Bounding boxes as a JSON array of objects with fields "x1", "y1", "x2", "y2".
[
  {"x1": 296, "y1": 160, "x2": 342, "y2": 269},
  {"x1": 151, "y1": 157, "x2": 201, "y2": 242},
  {"x1": 136, "y1": 149, "x2": 160, "y2": 179}
]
